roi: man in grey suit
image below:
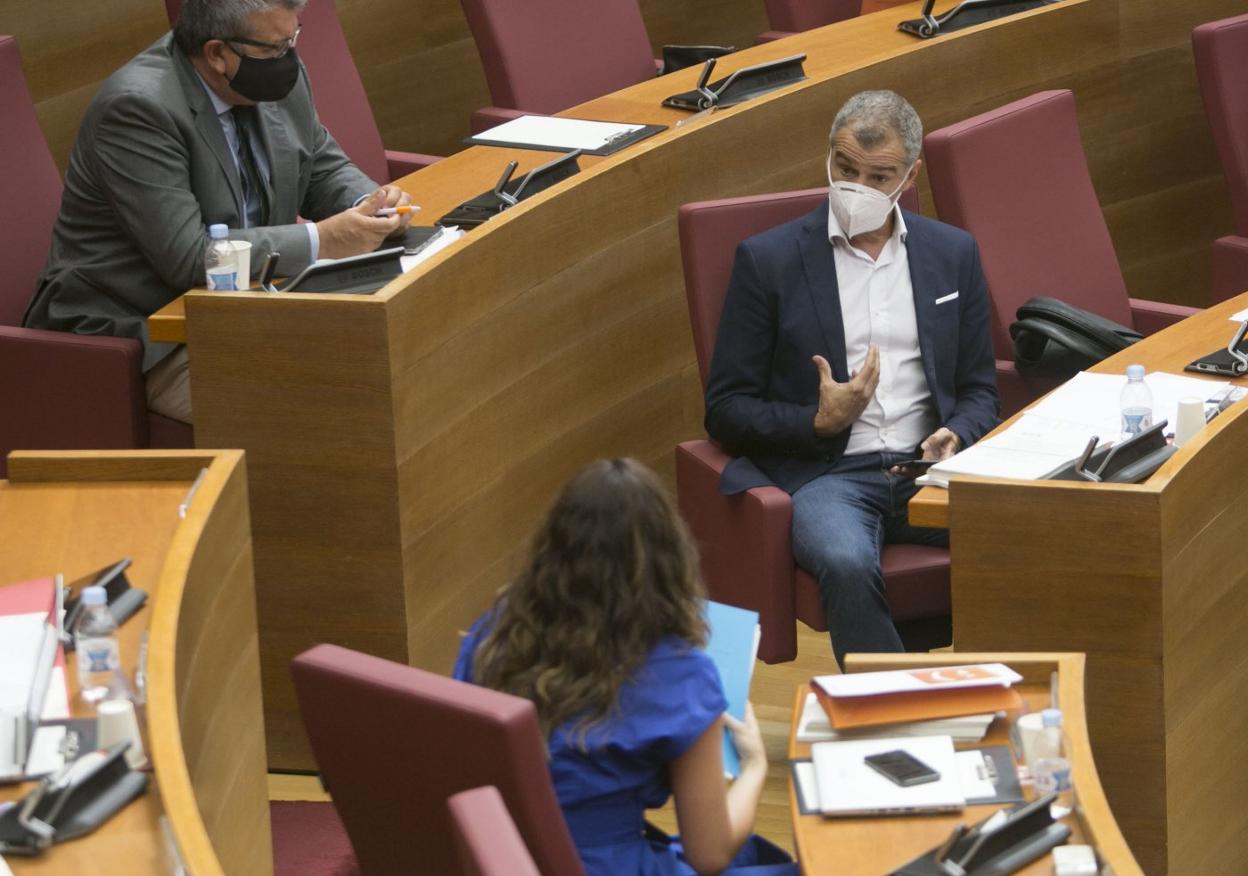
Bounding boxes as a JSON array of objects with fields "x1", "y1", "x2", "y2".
[{"x1": 23, "y1": 0, "x2": 413, "y2": 423}]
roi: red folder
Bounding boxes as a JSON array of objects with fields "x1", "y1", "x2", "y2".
[{"x1": 1, "y1": 575, "x2": 69, "y2": 682}]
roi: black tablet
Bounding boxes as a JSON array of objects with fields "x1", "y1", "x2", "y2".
[{"x1": 278, "y1": 246, "x2": 405, "y2": 294}]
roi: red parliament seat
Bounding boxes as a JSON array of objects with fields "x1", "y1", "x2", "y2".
[
  {"x1": 291, "y1": 644, "x2": 584, "y2": 876},
  {"x1": 676, "y1": 186, "x2": 950, "y2": 665},
  {"x1": 0, "y1": 34, "x2": 192, "y2": 478},
  {"x1": 1193, "y1": 13, "x2": 1248, "y2": 303},
  {"x1": 923, "y1": 90, "x2": 1198, "y2": 418},
  {"x1": 757, "y1": 0, "x2": 862, "y2": 43},
  {"x1": 459, "y1": 0, "x2": 660, "y2": 133},
  {"x1": 162, "y1": 0, "x2": 440, "y2": 181},
  {"x1": 449, "y1": 786, "x2": 566, "y2": 876}
]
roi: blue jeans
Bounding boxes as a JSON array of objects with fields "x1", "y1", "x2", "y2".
[{"x1": 791, "y1": 451, "x2": 948, "y2": 667}]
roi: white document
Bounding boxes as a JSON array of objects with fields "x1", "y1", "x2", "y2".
[
  {"x1": 471, "y1": 115, "x2": 644, "y2": 152},
  {"x1": 810, "y1": 735, "x2": 964, "y2": 816},
  {"x1": 796, "y1": 748, "x2": 992, "y2": 811},
  {"x1": 41, "y1": 667, "x2": 70, "y2": 721},
  {"x1": 814, "y1": 663, "x2": 1020, "y2": 698},
  {"x1": 0, "y1": 613, "x2": 48, "y2": 711}
]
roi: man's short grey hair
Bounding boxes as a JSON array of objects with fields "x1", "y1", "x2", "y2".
[
  {"x1": 829, "y1": 91, "x2": 923, "y2": 166},
  {"x1": 174, "y1": 0, "x2": 307, "y2": 55}
]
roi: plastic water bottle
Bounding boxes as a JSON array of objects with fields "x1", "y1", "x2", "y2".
[
  {"x1": 1120, "y1": 364, "x2": 1153, "y2": 438},
  {"x1": 1033, "y1": 708, "x2": 1074, "y2": 816},
  {"x1": 205, "y1": 223, "x2": 238, "y2": 291},
  {"x1": 75, "y1": 585, "x2": 121, "y2": 704}
]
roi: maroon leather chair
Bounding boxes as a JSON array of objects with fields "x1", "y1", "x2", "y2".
[
  {"x1": 459, "y1": 0, "x2": 659, "y2": 133},
  {"x1": 162, "y1": 0, "x2": 440, "y2": 181},
  {"x1": 0, "y1": 34, "x2": 193, "y2": 478},
  {"x1": 291, "y1": 644, "x2": 583, "y2": 876},
  {"x1": 1193, "y1": 13, "x2": 1248, "y2": 303},
  {"x1": 449, "y1": 786, "x2": 562, "y2": 876},
  {"x1": 676, "y1": 185, "x2": 950, "y2": 665},
  {"x1": 924, "y1": 90, "x2": 1198, "y2": 418},
  {"x1": 758, "y1": 0, "x2": 862, "y2": 43}
]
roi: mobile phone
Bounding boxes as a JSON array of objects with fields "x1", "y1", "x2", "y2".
[
  {"x1": 890, "y1": 458, "x2": 937, "y2": 472},
  {"x1": 863, "y1": 749, "x2": 941, "y2": 786}
]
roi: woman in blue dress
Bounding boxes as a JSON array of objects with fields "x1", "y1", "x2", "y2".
[{"x1": 454, "y1": 458, "x2": 794, "y2": 876}]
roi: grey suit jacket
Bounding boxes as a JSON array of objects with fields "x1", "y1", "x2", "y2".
[{"x1": 23, "y1": 34, "x2": 377, "y2": 371}]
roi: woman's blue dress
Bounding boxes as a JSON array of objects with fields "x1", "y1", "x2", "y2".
[{"x1": 453, "y1": 614, "x2": 794, "y2": 876}]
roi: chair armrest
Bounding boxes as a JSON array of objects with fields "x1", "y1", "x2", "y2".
[
  {"x1": 755, "y1": 30, "x2": 795, "y2": 44},
  {"x1": 675, "y1": 439, "x2": 798, "y2": 663},
  {"x1": 0, "y1": 327, "x2": 147, "y2": 471},
  {"x1": 384, "y1": 150, "x2": 443, "y2": 181},
  {"x1": 469, "y1": 107, "x2": 532, "y2": 136},
  {"x1": 1212, "y1": 236, "x2": 1248, "y2": 305},
  {"x1": 995, "y1": 359, "x2": 1061, "y2": 420},
  {"x1": 1128, "y1": 298, "x2": 1201, "y2": 336}
]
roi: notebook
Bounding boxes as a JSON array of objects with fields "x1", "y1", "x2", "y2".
[{"x1": 810, "y1": 735, "x2": 964, "y2": 817}]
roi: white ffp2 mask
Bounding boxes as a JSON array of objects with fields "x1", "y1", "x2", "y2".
[{"x1": 826, "y1": 155, "x2": 912, "y2": 239}]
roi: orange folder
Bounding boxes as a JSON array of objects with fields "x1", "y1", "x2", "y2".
[{"x1": 811, "y1": 679, "x2": 1023, "y2": 729}]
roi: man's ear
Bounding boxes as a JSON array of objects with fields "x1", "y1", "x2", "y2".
[
  {"x1": 201, "y1": 39, "x2": 230, "y2": 77},
  {"x1": 904, "y1": 158, "x2": 923, "y2": 191}
]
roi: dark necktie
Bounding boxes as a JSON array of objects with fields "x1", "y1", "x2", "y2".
[{"x1": 231, "y1": 106, "x2": 270, "y2": 228}]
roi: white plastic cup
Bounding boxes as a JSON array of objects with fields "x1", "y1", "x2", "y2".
[
  {"x1": 97, "y1": 697, "x2": 148, "y2": 769},
  {"x1": 1015, "y1": 712, "x2": 1046, "y2": 774},
  {"x1": 228, "y1": 240, "x2": 252, "y2": 289},
  {"x1": 1174, "y1": 396, "x2": 1205, "y2": 448}
]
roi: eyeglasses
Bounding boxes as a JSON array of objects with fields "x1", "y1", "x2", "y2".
[{"x1": 223, "y1": 24, "x2": 301, "y2": 59}]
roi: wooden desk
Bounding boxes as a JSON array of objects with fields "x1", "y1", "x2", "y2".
[
  {"x1": 0, "y1": 450, "x2": 270, "y2": 876},
  {"x1": 148, "y1": 0, "x2": 1245, "y2": 770},
  {"x1": 904, "y1": 293, "x2": 1248, "y2": 873},
  {"x1": 790, "y1": 653, "x2": 1141, "y2": 876},
  {"x1": 910, "y1": 292, "x2": 1248, "y2": 530}
]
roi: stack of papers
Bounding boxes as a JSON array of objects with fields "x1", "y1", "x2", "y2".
[
  {"x1": 811, "y1": 663, "x2": 1023, "y2": 731},
  {"x1": 919, "y1": 370, "x2": 1230, "y2": 488},
  {"x1": 795, "y1": 693, "x2": 994, "y2": 743},
  {"x1": 467, "y1": 116, "x2": 649, "y2": 153}
]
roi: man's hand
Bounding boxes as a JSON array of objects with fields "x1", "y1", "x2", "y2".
[
  {"x1": 812, "y1": 346, "x2": 880, "y2": 437},
  {"x1": 890, "y1": 427, "x2": 961, "y2": 476},
  {"x1": 376, "y1": 184, "x2": 416, "y2": 236},
  {"x1": 315, "y1": 189, "x2": 402, "y2": 260}
]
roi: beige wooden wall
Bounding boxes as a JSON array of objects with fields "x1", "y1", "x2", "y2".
[{"x1": 3, "y1": 0, "x2": 1237, "y2": 309}]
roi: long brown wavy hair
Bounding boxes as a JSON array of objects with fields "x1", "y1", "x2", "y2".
[{"x1": 471, "y1": 458, "x2": 709, "y2": 741}]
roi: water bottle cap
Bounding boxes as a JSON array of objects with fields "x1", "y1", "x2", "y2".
[
  {"x1": 1041, "y1": 707, "x2": 1063, "y2": 727},
  {"x1": 208, "y1": 224, "x2": 229, "y2": 239},
  {"x1": 1126, "y1": 364, "x2": 1145, "y2": 380},
  {"x1": 82, "y1": 585, "x2": 108, "y2": 606}
]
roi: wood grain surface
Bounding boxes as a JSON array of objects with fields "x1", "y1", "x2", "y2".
[
  {"x1": 0, "y1": 450, "x2": 270, "y2": 876},
  {"x1": 788, "y1": 653, "x2": 1142, "y2": 876}
]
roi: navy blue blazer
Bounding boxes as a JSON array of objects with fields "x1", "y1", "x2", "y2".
[{"x1": 704, "y1": 206, "x2": 1000, "y2": 495}]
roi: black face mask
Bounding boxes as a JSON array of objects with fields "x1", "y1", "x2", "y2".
[{"x1": 226, "y1": 46, "x2": 300, "y2": 103}]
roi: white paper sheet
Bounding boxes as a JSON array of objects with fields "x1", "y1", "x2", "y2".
[
  {"x1": 400, "y1": 226, "x2": 464, "y2": 273},
  {"x1": 0, "y1": 613, "x2": 47, "y2": 711},
  {"x1": 472, "y1": 115, "x2": 644, "y2": 152}
]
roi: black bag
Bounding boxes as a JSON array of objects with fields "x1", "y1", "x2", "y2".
[{"x1": 1009, "y1": 296, "x2": 1142, "y2": 379}]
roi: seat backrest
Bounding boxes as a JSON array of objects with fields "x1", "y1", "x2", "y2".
[
  {"x1": 0, "y1": 35, "x2": 63, "y2": 327},
  {"x1": 763, "y1": 0, "x2": 861, "y2": 31},
  {"x1": 678, "y1": 185, "x2": 919, "y2": 389},
  {"x1": 924, "y1": 89, "x2": 1133, "y2": 358},
  {"x1": 163, "y1": 0, "x2": 390, "y2": 183},
  {"x1": 291, "y1": 644, "x2": 583, "y2": 876},
  {"x1": 448, "y1": 786, "x2": 552, "y2": 876},
  {"x1": 459, "y1": 0, "x2": 656, "y2": 114},
  {"x1": 1193, "y1": 13, "x2": 1248, "y2": 236}
]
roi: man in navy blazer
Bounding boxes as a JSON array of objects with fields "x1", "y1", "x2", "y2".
[{"x1": 704, "y1": 91, "x2": 999, "y2": 664}]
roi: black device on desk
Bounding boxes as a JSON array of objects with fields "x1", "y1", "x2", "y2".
[
  {"x1": 438, "y1": 150, "x2": 583, "y2": 230},
  {"x1": 891, "y1": 793, "x2": 1070, "y2": 876},
  {"x1": 898, "y1": 0, "x2": 1060, "y2": 39},
  {"x1": 277, "y1": 246, "x2": 405, "y2": 294},
  {"x1": 1185, "y1": 318, "x2": 1248, "y2": 377},
  {"x1": 662, "y1": 54, "x2": 806, "y2": 112},
  {"x1": 1045, "y1": 419, "x2": 1176, "y2": 484}
]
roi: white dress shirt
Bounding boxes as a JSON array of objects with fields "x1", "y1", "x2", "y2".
[{"x1": 827, "y1": 202, "x2": 937, "y2": 455}]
